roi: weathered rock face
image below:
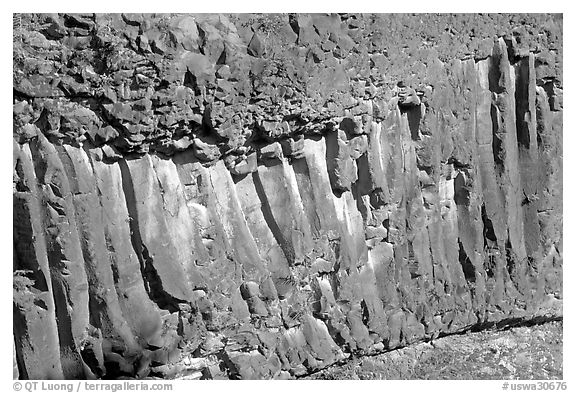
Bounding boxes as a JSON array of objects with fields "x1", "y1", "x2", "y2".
[{"x1": 13, "y1": 13, "x2": 562, "y2": 380}]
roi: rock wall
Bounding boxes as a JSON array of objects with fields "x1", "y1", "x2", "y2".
[{"x1": 13, "y1": 13, "x2": 562, "y2": 380}]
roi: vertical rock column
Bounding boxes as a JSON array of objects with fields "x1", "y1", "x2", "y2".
[
  {"x1": 88, "y1": 151, "x2": 163, "y2": 351},
  {"x1": 60, "y1": 145, "x2": 139, "y2": 376},
  {"x1": 28, "y1": 133, "x2": 90, "y2": 378},
  {"x1": 489, "y1": 39, "x2": 530, "y2": 313},
  {"x1": 120, "y1": 155, "x2": 194, "y2": 307},
  {"x1": 533, "y1": 84, "x2": 563, "y2": 301},
  {"x1": 233, "y1": 165, "x2": 292, "y2": 294},
  {"x1": 173, "y1": 152, "x2": 251, "y2": 321},
  {"x1": 150, "y1": 155, "x2": 207, "y2": 290},
  {"x1": 254, "y1": 157, "x2": 314, "y2": 266},
  {"x1": 514, "y1": 53, "x2": 546, "y2": 312},
  {"x1": 13, "y1": 140, "x2": 64, "y2": 379},
  {"x1": 476, "y1": 57, "x2": 511, "y2": 317},
  {"x1": 452, "y1": 59, "x2": 489, "y2": 321},
  {"x1": 205, "y1": 161, "x2": 267, "y2": 280}
]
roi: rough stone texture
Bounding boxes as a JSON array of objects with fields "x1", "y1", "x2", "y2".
[
  {"x1": 13, "y1": 13, "x2": 562, "y2": 379},
  {"x1": 306, "y1": 320, "x2": 563, "y2": 380}
]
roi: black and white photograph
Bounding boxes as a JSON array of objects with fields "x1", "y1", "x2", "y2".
[{"x1": 11, "y1": 9, "x2": 565, "y2": 385}]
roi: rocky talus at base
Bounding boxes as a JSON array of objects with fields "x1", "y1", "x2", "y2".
[
  {"x1": 305, "y1": 320, "x2": 563, "y2": 380},
  {"x1": 13, "y1": 13, "x2": 562, "y2": 379}
]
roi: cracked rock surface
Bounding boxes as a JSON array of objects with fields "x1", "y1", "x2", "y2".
[
  {"x1": 305, "y1": 320, "x2": 563, "y2": 380},
  {"x1": 13, "y1": 13, "x2": 562, "y2": 380}
]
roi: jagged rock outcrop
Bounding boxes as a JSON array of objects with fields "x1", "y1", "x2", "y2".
[{"x1": 13, "y1": 13, "x2": 562, "y2": 380}]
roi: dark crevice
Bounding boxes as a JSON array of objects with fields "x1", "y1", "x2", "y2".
[
  {"x1": 404, "y1": 106, "x2": 422, "y2": 141},
  {"x1": 33, "y1": 298, "x2": 49, "y2": 311},
  {"x1": 108, "y1": 247, "x2": 120, "y2": 285},
  {"x1": 14, "y1": 159, "x2": 31, "y2": 193},
  {"x1": 535, "y1": 98, "x2": 545, "y2": 148},
  {"x1": 28, "y1": 138, "x2": 48, "y2": 184},
  {"x1": 481, "y1": 205, "x2": 497, "y2": 243},
  {"x1": 407, "y1": 241, "x2": 419, "y2": 279},
  {"x1": 355, "y1": 152, "x2": 371, "y2": 194},
  {"x1": 50, "y1": 275, "x2": 87, "y2": 378},
  {"x1": 141, "y1": 244, "x2": 185, "y2": 313},
  {"x1": 13, "y1": 88, "x2": 35, "y2": 101},
  {"x1": 183, "y1": 70, "x2": 201, "y2": 96},
  {"x1": 488, "y1": 54, "x2": 505, "y2": 94},
  {"x1": 468, "y1": 315, "x2": 562, "y2": 333},
  {"x1": 541, "y1": 81, "x2": 556, "y2": 112},
  {"x1": 458, "y1": 239, "x2": 476, "y2": 283},
  {"x1": 515, "y1": 58, "x2": 531, "y2": 149},
  {"x1": 118, "y1": 159, "x2": 147, "y2": 289},
  {"x1": 453, "y1": 172, "x2": 470, "y2": 206},
  {"x1": 490, "y1": 104, "x2": 505, "y2": 173},
  {"x1": 503, "y1": 38, "x2": 518, "y2": 64},
  {"x1": 325, "y1": 319, "x2": 348, "y2": 348},
  {"x1": 369, "y1": 187, "x2": 388, "y2": 210},
  {"x1": 13, "y1": 204, "x2": 49, "y2": 292},
  {"x1": 427, "y1": 228, "x2": 435, "y2": 282},
  {"x1": 215, "y1": 349, "x2": 242, "y2": 380},
  {"x1": 63, "y1": 14, "x2": 94, "y2": 29},
  {"x1": 481, "y1": 204, "x2": 498, "y2": 279},
  {"x1": 80, "y1": 345, "x2": 104, "y2": 378},
  {"x1": 13, "y1": 304, "x2": 30, "y2": 380},
  {"x1": 288, "y1": 14, "x2": 300, "y2": 37},
  {"x1": 360, "y1": 299, "x2": 370, "y2": 326},
  {"x1": 447, "y1": 157, "x2": 471, "y2": 170},
  {"x1": 252, "y1": 170, "x2": 295, "y2": 265},
  {"x1": 102, "y1": 361, "x2": 125, "y2": 380},
  {"x1": 505, "y1": 239, "x2": 516, "y2": 279},
  {"x1": 324, "y1": 131, "x2": 342, "y2": 195},
  {"x1": 117, "y1": 159, "x2": 184, "y2": 312},
  {"x1": 351, "y1": 181, "x2": 368, "y2": 224}
]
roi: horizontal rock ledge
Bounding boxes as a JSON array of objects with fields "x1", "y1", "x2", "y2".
[{"x1": 13, "y1": 13, "x2": 562, "y2": 380}]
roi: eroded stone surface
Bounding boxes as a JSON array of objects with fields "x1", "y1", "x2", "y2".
[{"x1": 13, "y1": 13, "x2": 562, "y2": 379}]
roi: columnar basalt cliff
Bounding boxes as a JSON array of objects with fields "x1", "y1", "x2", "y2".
[{"x1": 13, "y1": 13, "x2": 562, "y2": 380}]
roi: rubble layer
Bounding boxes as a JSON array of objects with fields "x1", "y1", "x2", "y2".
[{"x1": 13, "y1": 13, "x2": 562, "y2": 379}]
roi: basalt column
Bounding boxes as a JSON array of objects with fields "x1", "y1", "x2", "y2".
[{"x1": 13, "y1": 13, "x2": 562, "y2": 379}]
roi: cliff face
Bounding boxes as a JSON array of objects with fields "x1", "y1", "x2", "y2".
[{"x1": 13, "y1": 13, "x2": 562, "y2": 380}]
